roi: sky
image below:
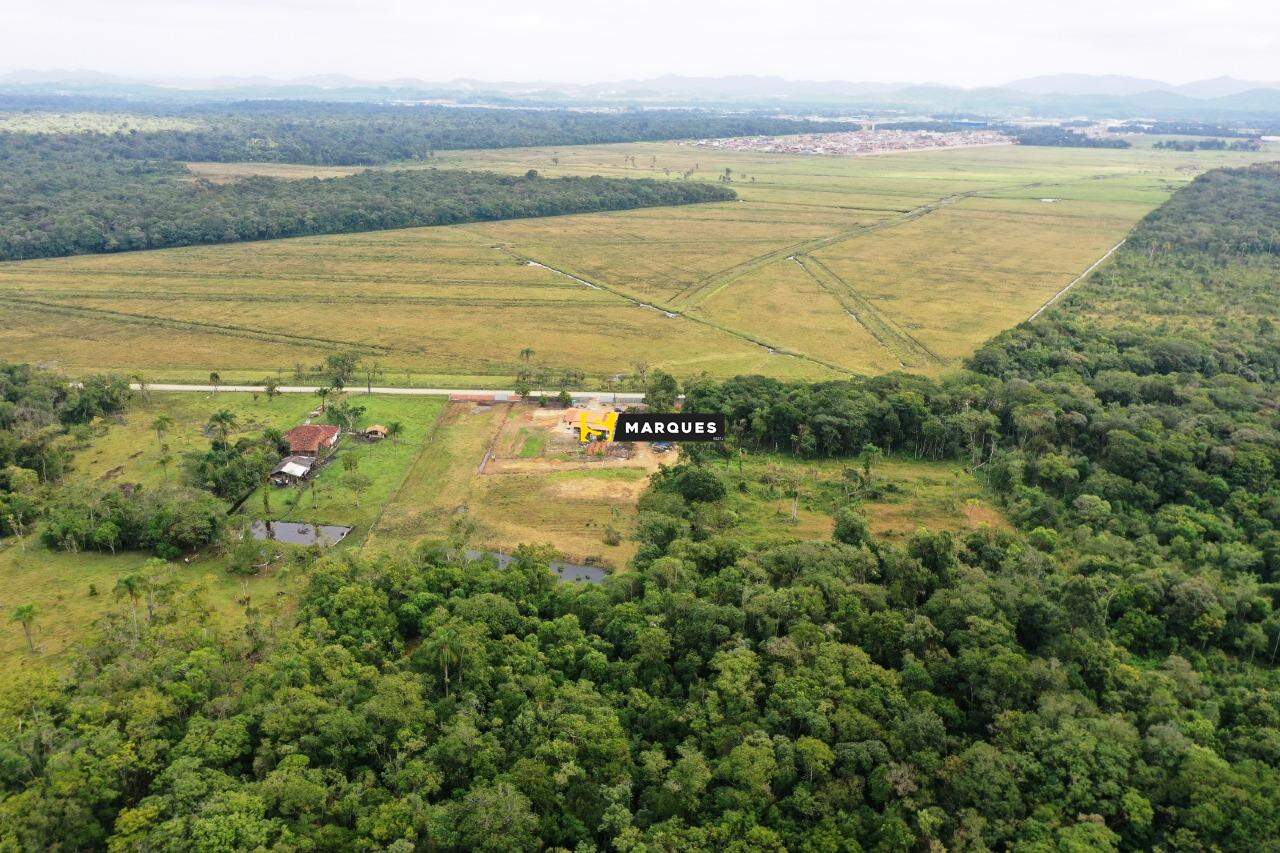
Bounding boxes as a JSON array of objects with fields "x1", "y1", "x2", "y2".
[{"x1": 3, "y1": 0, "x2": 1278, "y2": 87}]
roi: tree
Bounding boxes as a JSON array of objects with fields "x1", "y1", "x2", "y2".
[
  {"x1": 114, "y1": 573, "x2": 146, "y2": 637},
  {"x1": 10, "y1": 604, "x2": 36, "y2": 653},
  {"x1": 208, "y1": 371, "x2": 221, "y2": 394},
  {"x1": 455, "y1": 782, "x2": 538, "y2": 852},
  {"x1": 315, "y1": 386, "x2": 332, "y2": 411},
  {"x1": 263, "y1": 378, "x2": 280, "y2": 401},
  {"x1": 519, "y1": 347, "x2": 535, "y2": 364},
  {"x1": 361, "y1": 360, "x2": 383, "y2": 395},
  {"x1": 645, "y1": 370, "x2": 680, "y2": 412},
  {"x1": 424, "y1": 623, "x2": 466, "y2": 696},
  {"x1": 207, "y1": 409, "x2": 238, "y2": 442},
  {"x1": 343, "y1": 472, "x2": 372, "y2": 507},
  {"x1": 151, "y1": 414, "x2": 174, "y2": 449},
  {"x1": 386, "y1": 421, "x2": 403, "y2": 444}
]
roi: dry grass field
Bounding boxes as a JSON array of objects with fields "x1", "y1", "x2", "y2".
[
  {"x1": 368, "y1": 401, "x2": 654, "y2": 567},
  {"x1": 2, "y1": 141, "x2": 1275, "y2": 385}
]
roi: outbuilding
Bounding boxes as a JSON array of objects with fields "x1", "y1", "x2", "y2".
[{"x1": 270, "y1": 455, "x2": 316, "y2": 486}]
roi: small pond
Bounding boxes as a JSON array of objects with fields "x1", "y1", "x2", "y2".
[
  {"x1": 250, "y1": 520, "x2": 353, "y2": 546},
  {"x1": 464, "y1": 549, "x2": 607, "y2": 584}
]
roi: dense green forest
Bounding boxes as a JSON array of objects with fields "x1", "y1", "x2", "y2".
[
  {"x1": 3, "y1": 165, "x2": 1280, "y2": 850},
  {"x1": 1, "y1": 99, "x2": 844, "y2": 260},
  {"x1": 0, "y1": 153, "x2": 734, "y2": 260},
  {"x1": 0, "y1": 101, "x2": 863, "y2": 165}
]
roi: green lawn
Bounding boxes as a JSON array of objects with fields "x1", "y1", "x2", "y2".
[{"x1": 240, "y1": 395, "x2": 445, "y2": 539}]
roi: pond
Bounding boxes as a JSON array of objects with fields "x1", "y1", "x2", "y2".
[
  {"x1": 464, "y1": 549, "x2": 607, "y2": 584},
  {"x1": 250, "y1": 520, "x2": 353, "y2": 546}
]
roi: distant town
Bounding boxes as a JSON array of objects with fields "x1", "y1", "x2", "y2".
[{"x1": 686, "y1": 128, "x2": 1014, "y2": 156}]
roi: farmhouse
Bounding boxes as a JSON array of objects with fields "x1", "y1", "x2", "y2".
[
  {"x1": 282, "y1": 423, "x2": 340, "y2": 456},
  {"x1": 270, "y1": 455, "x2": 316, "y2": 486}
]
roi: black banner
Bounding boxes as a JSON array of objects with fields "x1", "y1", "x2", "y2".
[{"x1": 614, "y1": 412, "x2": 725, "y2": 442}]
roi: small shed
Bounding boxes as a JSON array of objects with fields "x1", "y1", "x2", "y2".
[
  {"x1": 270, "y1": 455, "x2": 316, "y2": 486},
  {"x1": 364, "y1": 424, "x2": 388, "y2": 440}
]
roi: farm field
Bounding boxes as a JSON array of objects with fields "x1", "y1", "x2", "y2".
[{"x1": 3, "y1": 142, "x2": 1276, "y2": 385}]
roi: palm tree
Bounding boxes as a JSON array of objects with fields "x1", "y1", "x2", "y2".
[
  {"x1": 208, "y1": 371, "x2": 221, "y2": 394},
  {"x1": 10, "y1": 604, "x2": 36, "y2": 653},
  {"x1": 132, "y1": 374, "x2": 149, "y2": 401},
  {"x1": 315, "y1": 386, "x2": 332, "y2": 412},
  {"x1": 114, "y1": 574, "x2": 145, "y2": 638},
  {"x1": 207, "y1": 410, "x2": 238, "y2": 441},
  {"x1": 386, "y1": 421, "x2": 403, "y2": 445},
  {"x1": 425, "y1": 624, "x2": 465, "y2": 696},
  {"x1": 519, "y1": 347, "x2": 535, "y2": 364},
  {"x1": 151, "y1": 414, "x2": 174, "y2": 448}
]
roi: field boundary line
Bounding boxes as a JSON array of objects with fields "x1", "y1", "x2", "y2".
[
  {"x1": 799, "y1": 255, "x2": 944, "y2": 365},
  {"x1": 364, "y1": 402, "x2": 454, "y2": 548},
  {"x1": 496, "y1": 248, "x2": 857, "y2": 376},
  {"x1": 0, "y1": 296, "x2": 399, "y2": 355},
  {"x1": 1028, "y1": 239, "x2": 1127, "y2": 321},
  {"x1": 673, "y1": 188, "x2": 983, "y2": 309},
  {"x1": 790, "y1": 255, "x2": 940, "y2": 367}
]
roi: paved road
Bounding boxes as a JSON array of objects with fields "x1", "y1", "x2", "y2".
[{"x1": 135, "y1": 383, "x2": 649, "y2": 404}]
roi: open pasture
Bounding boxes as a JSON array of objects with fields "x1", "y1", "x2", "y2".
[{"x1": 2, "y1": 142, "x2": 1275, "y2": 383}]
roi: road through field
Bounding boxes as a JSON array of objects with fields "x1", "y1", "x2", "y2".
[{"x1": 134, "y1": 383, "x2": 649, "y2": 403}]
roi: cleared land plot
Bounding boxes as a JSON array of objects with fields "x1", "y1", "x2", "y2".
[
  {"x1": 370, "y1": 402, "x2": 656, "y2": 567},
  {"x1": 719, "y1": 453, "x2": 1009, "y2": 547},
  {"x1": 3, "y1": 142, "x2": 1276, "y2": 383}
]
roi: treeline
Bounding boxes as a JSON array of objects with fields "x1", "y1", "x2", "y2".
[
  {"x1": 0, "y1": 365, "x2": 130, "y2": 536},
  {"x1": 1153, "y1": 137, "x2": 1262, "y2": 151},
  {"x1": 1108, "y1": 120, "x2": 1264, "y2": 138},
  {"x1": 0, "y1": 101, "x2": 865, "y2": 165},
  {"x1": 1131, "y1": 161, "x2": 1280, "y2": 255},
  {"x1": 1014, "y1": 125, "x2": 1131, "y2": 148},
  {"x1": 0, "y1": 153, "x2": 735, "y2": 260}
]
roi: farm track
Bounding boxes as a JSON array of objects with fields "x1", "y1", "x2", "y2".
[
  {"x1": 792, "y1": 255, "x2": 943, "y2": 367},
  {"x1": 4, "y1": 290, "x2": 604, "y2": 308},
  {"x1": 495, "y1": 246, "x2": 856, "y2": 376},
  {"x1": 0, "y1": 295, "x2": 405, "y2": 355},
  {"x1": 671, "y1": 188, "x2": 991, "y2": 309}
]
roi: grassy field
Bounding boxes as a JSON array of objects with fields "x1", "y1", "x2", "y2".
[
  {"x1": 4, "y1": 142, "x2": 1274, "y2": 384},
  {"x1": 368, "y1": 402, "x2": 647, "y2": 567},
  {"x1": 716, "y1": 452, "x2": 1009, "y2": 547}
]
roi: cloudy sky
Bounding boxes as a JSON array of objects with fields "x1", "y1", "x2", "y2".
[{"x1": 4, "y1": 0, "x2": 1278, "y2": 86}]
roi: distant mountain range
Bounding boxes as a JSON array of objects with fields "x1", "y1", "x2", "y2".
[
  {"x1": 1004, "y1": 74, "x2": 1280, "y2": 98},
  {"x1": 4, "y1": 70, "x2": 1280, "y2": 120}
]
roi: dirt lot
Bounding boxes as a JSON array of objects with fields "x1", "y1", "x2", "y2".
[
  {"x1": 482, "y1": 402, "x2": 672, "y2": 475},
  {"x1": 371, "y1": 401, "x2": 669, "y2": 568}
]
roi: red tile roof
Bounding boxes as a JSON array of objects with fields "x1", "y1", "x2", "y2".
[{"x1": 283, "y1": 424, "x2": 340, "y2": 454}]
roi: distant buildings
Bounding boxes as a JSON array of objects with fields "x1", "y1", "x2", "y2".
[{"x1": 686, "y1": 129, "x2": 1013, "y2": 157}]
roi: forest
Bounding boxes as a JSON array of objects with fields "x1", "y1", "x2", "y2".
[
  {"x1": 0, "y1": 101, "x2": 864, "y2": 165},
  {"x1": 0, "y1": 152, "x2": 735, "y2": 260},
  {"x1": 2, "y1": 167, "x2": 1280, "y2": 850}
]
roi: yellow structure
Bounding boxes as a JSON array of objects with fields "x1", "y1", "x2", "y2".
[{"x1": 577, "y1": 410, "x2": 618, "y2": 443}]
